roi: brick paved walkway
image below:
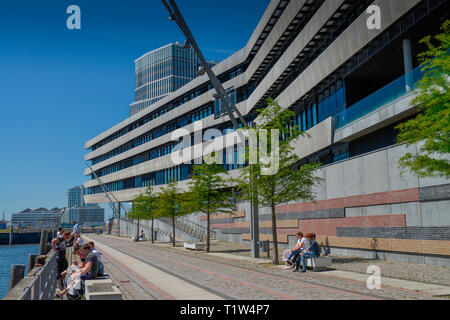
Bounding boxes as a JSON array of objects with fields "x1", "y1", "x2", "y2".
[
  {"x1": 197, "y1": 240, "x2": 450, "y2": 287},
  {"x1": 87, "y1": 235, "x2": 448, "y2": 300}
]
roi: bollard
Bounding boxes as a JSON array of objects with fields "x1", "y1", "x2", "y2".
[
  {"x1": 9, "y1": 226, "x2": 13, "y2": 246},
  {"x1": 27, "y1": 254, "x2": 38, "y2": 275},
  {"x1": 39, "y1": 231, "x2": 47, "y2": 255},
  {"x1": 8, "y1": 264, "x2": 26, "y2": 290}
]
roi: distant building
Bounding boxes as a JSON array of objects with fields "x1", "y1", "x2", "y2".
[
  {"x1": 11, "y1": 208, "x2": 63, "y2": 229},
  {"x1": 62, "y1": 185, "x2": 104, "y2": 227},
  {"x1": 62, "y1": 207, "x2": 104, "y2": 228},
  {"x1": 67, "y1": 185, "x2": 95, "y2": 208},
  {"x1": 129, "y1": 42, "x2": 217, "y2": 116},
  {"x1": 67, "y1": 185, "x2": 84, "y2": 208}
]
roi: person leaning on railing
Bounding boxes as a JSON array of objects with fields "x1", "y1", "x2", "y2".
[{"x1": 51, "y1": 230, "x2": 71, "y2": 289}]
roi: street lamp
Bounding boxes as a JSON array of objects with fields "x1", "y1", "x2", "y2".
[{"x1": 161, "y1": 0, "x2": 260, "y2": 258}]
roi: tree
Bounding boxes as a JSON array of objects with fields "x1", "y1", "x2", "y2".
[
  {"x1": 187, "y1": 163, "x2": 237, "y2": 252},
  {"x1": 128, "y1": 187, "x2": 158, "y2": 243},
  {"x1": 155, "y1": 180, "x2": 188, "y2": 247},
  {"x1": 396, "y1": 20, "x2": 450, "y2": 178},
  {"x1": 131, "y1": 187, "x2": 158, "y2": 243},
  {"x1": 233, "y1": 99, "x2": 322, "y2": 264}
]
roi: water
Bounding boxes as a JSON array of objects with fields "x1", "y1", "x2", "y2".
[{"x1": 0, "y1": 244, "x2": 39, "y2": 299}]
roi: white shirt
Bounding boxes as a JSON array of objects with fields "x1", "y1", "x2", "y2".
[
  {"x1": 297, "y1": 237, "x2": 310, "y2": 251},
  {"x1": 92, "y1": 248, "x2": 102, "y2": 263}
]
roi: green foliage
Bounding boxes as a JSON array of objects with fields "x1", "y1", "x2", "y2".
[
  {"x1": 155, "y1": 180, "x2": 188, "y2": 219},
  {"x1": 188, "y1": 163, "x2": 236, "y2": 216},
  {"x1": 396, "y1": 20, "x2": 450, "y2": 177},
  {"x1": 128, "y1": 187, "x2": 158, "y2": 221},
  {"x1": 188, "y1": 163, "x2": 237, "y2": 251},
  {"x1": 234, "y1": 99, "x2": 322, "y2": 208},
  {"x1": 233, "y1": 99, "x2": 322, "y2": 263}
]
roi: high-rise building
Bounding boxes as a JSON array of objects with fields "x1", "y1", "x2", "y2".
[
  {"x1": 63, "y1": 185, "x2": 104, "y2": 227},
  {"x1": 67, "y1": 185, "x2": 85, "y2": 208},
  {"x1": 84, "y1": 0, "x2": 450, "y2": 266},
  {"x1": 129, "y1": 42, "x2": 217, "y2": 116}
]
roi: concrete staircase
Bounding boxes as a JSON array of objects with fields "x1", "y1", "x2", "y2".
[{"x1": 121, "y1": 216, "x2": 215, "y2": 243}]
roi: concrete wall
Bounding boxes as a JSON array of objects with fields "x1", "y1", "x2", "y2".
[{"x1": 204, "y1": 143, "x2": 450, "y2": 266}]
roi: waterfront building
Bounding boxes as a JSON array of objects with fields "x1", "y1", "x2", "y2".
[
  {"x1": 62, "y1": 185, "x2": 105, "y2": 227},
  {"x1": 11, "y1": 208, "x2": 63, "y2": 229},
  {"x1": 84, "y1": 0, "x2": 450, "y2": 265},
  {"x1": 62, "y1": 206, "x2": 105, "y2": 228},
  {"x1": 130, "y1": 42, "x2": 217, "y2": 116}
]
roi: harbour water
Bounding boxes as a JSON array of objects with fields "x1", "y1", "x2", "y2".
[{"x1": 0, "y1": 244, "x2": 39, "y2": 299}]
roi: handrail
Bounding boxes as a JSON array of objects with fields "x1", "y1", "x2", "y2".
[
  {"x1": 16, "y1": 251, "x2": 58, "y2": 300},
  {"x1": 159, "y1": 216, "x2": 216, "y2": 240},
  {"x1": 120, "y1": 215, "x2": 216, "y2": 241}
]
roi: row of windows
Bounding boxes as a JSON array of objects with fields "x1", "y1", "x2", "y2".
[
  {"x1": 255, "y1": 0, "x2": 375, "y2": 109},
  {"x1": 92, "y1": 62, "x2": 246, "y2": 151},
  {"x1": 250, "y1": 0, "x2": 325, "y2": 90},
  {"x1": 135, "y1": 76, "x2": 192, "y2": 102},
  {"x1": 88, "y1": 164, "x2": 191, "y2": 194},
  {"x1": 88, "y1": 0, "x2": 446, "y2": 194},
  {"x1": 88, "y1": 151, "x2": 250, "y2": 195},
  {"x1": 93, "y1": 0, "x2": 290, "y2": 151},
  {"x1": 135, "y1": 57, "x2": 200, "y2": 90},
  {"x1": 92, "y1": 103, "x2": 215, "y2": 166}
]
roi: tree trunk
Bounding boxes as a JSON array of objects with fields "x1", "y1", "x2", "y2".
[
  {"x1": 151, "y1": 218, "x2": 154, "y2": 243},
  {"x1": 271, "y1": 205, "x2": 279, "y2": 265},
  {"x1": 172, "y1": 215, "x2": 176, "y2": 247},
  {"x1": 136, "y1": 219, "x2": 140, "y2": 240},
  {"x1": 207, "y1": 212, "x2": 210, "y2": 253}
]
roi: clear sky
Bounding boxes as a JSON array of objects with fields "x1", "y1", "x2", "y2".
[{"x1": 0, "y1": 0, "x2": 271, "y2": 220}]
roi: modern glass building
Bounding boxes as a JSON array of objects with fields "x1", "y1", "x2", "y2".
[
  {"x1": 63, "y1": 185, "x2": 104, "y2": 226},
  {"x1": 67, "y1": 185, "x2": 85, "y2": 208},
  {"x1": 84, "y1": 0, "x2": 450, "y2": 266},
  {"x1": 61, "y1": 207, "x2": 105, "y2": 228},
  {"x1": 130, "y1": 43, "x2": 217, "y2": 116}
]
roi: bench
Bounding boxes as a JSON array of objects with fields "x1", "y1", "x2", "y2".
[
  {"x1": 306, "y1": 257, "x2": 332, "y2": 272},
  {"x1": 84, "y1": 279, "x2": 122, "y2": 300},
  {"x1": 183, "y1": 242, "x2": 206, "y2": 251}
]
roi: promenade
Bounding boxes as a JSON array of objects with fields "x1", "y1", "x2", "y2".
[{"x1": 83, "y1": 234, "x2": 450, "y2": 300}]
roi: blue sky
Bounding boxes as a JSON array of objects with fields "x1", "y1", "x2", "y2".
[{"x1": 0, "y1": 0, "x2": 270, "y2": 220}]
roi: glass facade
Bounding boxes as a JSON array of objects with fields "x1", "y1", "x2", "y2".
[
  {"x1": 131, "y1": 43, "x2": 216, "y2": 116},
  {"x1": 67, "y1": 186, "x2": 84, "y2": 208},
  {"x1": 85, "y1": 0, "x2": 445, "y2": 197}
]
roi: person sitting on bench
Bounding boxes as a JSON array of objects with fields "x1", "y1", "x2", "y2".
[
  {"x1": 137, "y1": 230, "x2": 145, "y2": 241},
  {"x1": 293, "y1": 233, "x2": 320, "y2": 272},
  {"x1": 283, "y1": 231, "x2": 309, "y2": 269}
]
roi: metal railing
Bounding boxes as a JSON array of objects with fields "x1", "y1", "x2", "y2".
[
  {"x1": 334, "y1": 65, "x2": 425, "y2": 129},
  {"x1": 120, "y1": 215, "x2": 216, "y2": 242},
  {"x1": 159, "y1": 216, "x2": 216, "y2": 242},
  {"x1": 18, "y1": 252, "x2": 58, "y2": 300}
]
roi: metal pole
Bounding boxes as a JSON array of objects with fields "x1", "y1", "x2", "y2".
[
  {"x1": 403, "y1": 39, "x2": 413, "y2": 92},
  {"x1": 117, "y1": 202, "x2": 121, "y2": 237},
  {"x1": 9, "y1": 225, "x2": 13, "y2": 246},
  {"x1": 162, "y1": 0, "x2": 246, "y2": 130},
  {"x1": 162, "y1": 0, "x2": 260, "y2": 256}
]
